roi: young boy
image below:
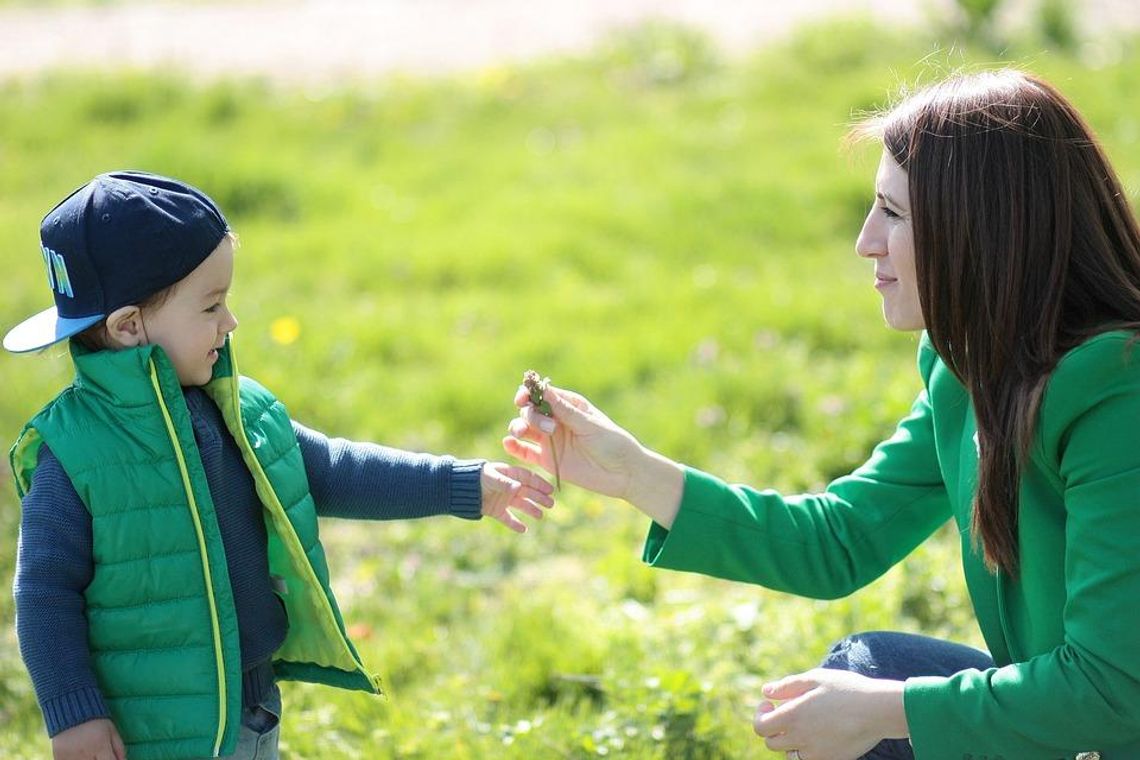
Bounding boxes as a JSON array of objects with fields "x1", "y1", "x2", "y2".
[{"x1": 5, "y1": 171, "x2": 554, "y2": 760}]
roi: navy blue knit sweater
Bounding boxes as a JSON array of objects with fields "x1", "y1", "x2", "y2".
[{"x1": 14, "y1": 386, "x2": 484, "y2": 737}]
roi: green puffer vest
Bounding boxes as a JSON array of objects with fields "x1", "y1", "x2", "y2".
[{"x1": 10, "y1": 339, "x2": 381, "y2": 760}]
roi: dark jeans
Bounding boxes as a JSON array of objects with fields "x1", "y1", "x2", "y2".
[{"x1": 819, "y1": 631, "x2": 994, "y2": 760}]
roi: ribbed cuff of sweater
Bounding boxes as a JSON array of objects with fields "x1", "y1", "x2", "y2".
[
  {"x1": 42, "y1": 686, "x2": 110, "y2": 737},
  {"x1": 450, "y1": 459, "x2": 484, "y2": 519}
]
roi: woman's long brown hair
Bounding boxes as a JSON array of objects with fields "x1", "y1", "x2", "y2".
[{"x1": 862, "y1": 70, "x2": 1140, "y2": 576}]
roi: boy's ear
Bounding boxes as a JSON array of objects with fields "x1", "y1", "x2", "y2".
[{"x1": 104, "y1": 305, "x2": 146, "y2": 348}]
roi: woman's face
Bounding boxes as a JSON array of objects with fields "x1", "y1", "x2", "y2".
[{"x1": 856, "y1": 151, "x2": 923, "y2": 331}]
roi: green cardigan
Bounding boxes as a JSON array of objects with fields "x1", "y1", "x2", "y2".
[{"x1": 643, "y1": 331, "x2": 1140, "y2": 759}]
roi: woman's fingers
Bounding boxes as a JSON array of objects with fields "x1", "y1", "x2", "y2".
[
  {"x1": 523, "y1": 405, "x2": 557, "y2": 434},
  {"x1": 753, "y1": 700, "x2": 775, "y2": 735},
  {"x1": 753, "y1": 700, "x2": 789, "y2": 737},
  {"x1": 502, "y1": 435, "x2": 544, "y2": 465},
  {"x1": 753, "y1": 701, "x2": 799, "y2": 752},
  {"x1": 514, "y1": 381, "x2": 598, "y2": 434},
  {"x1": 544, "y1": 385, "x2": 598, "y2": 431},
  {"x1": 507, "y1": 409, "x2": 550, "y2": 439},
  {"x1": 763, "y1": 671, "x2": 820, "y2": 701}
]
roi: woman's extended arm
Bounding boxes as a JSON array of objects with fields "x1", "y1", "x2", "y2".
[{"x1": 505, "y1": 340, "x2": 953, "y2": 599}]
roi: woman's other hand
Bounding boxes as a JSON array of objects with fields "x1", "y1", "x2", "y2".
[{"x1": 753, "y1": 669, "x2": 908, "y2": 760}]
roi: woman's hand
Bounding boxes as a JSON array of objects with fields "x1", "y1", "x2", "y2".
[
  {"x1": 480, "y1": 462, "x2": 555, "y2": 533},
  {"x1": 752, "y1": 669, "x2": 907, "y2": 760},
  {"x1": 505, "y1": 384, "x2": 640, "y2": 499},
  {"x1": 503, "y1": 383, "x2": 685, "y2": 526},
  {"x1": 52, "y1": 718, "x2": 127, "y2": 760}
]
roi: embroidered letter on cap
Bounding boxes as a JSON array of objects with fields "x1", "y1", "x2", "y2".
[{"x1": 41, "y1": 246, "x2": 74, "y2": 298}]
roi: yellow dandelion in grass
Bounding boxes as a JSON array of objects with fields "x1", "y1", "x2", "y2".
[
  {"x1": 269, "y1": 316, "x2": 301, "y2": 346},
  {"x1": 476, "y1": 65, "x2": 511, "y2": 92}
]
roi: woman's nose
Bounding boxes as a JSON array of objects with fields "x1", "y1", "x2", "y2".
[{"x1": 855, "y1": 210, "x2": 885, "y2": 259}]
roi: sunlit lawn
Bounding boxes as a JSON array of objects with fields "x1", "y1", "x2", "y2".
[{"x1": 2, "y1": 17, "x2": 1139, "y2": 758}]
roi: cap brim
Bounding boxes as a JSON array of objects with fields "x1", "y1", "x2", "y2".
[{"x1": 3, "y1": 306, "x2": 104, "y2": 353}]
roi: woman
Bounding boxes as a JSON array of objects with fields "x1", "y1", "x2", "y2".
[{"x1": 504, "y1": 69, "x2": 1140, "y2": 759}]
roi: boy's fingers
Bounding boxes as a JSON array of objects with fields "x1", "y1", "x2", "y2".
[
  {"x1": 517, "y1": 486, "x2": 554, "y2": 509},
  {"x1": 113, "y1": 729, "x2": 128, "y2": 760},
  {"x1": 502, "y1": 464, "x2": 554, "y2": 494},
  {"x1": 486, "y1": 466, "x2": 551, "y2": 499},
  {"x1": 494, "y1": 510, "x2": 528, "y2": 533},
  {"x1": 94, "y1": 743, "x2": 119, "y2": 760},
  {"x1": 511, "y1": 497, "x2": 546, "y2": 519}
]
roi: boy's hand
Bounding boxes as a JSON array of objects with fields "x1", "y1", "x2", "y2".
[
  {"x1": 52, "y1": 718, "x2": 126, "y2": 760},
  {"x1": 480, "y1": 462, "x2": 555, "y2": 533}
]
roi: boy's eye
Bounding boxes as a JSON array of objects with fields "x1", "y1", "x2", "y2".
[{"x1": 205, "y1": 304, "x2": 220, "y2": 313}]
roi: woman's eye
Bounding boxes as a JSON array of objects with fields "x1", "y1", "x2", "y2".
[{"x1": 880, "y1": 205, "x2": 900, "y2": 219}]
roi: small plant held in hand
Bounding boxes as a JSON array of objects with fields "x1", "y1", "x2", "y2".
[{"x1": 523, "y1": 370, "x2": 560, "y2": 490}]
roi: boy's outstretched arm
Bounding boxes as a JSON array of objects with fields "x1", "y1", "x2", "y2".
[{"x1": 292, "y1": 420, "x2": 552, "y2": 529}]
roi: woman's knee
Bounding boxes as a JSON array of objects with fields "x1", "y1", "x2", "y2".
[
  {"x1": 819, "y1": 630, "x2": 993, "y2": 682},
  {"x1": 820, "y1": 631, "x2": 889, "y2": 677}
]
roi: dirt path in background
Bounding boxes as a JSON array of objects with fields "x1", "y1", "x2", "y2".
[{"x1": 0, "y1": 0, "x2": 1137, "y2": 84}]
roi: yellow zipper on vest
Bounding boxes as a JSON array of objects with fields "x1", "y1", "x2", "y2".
[
  {"x1": 224, "y1": 354, "x2": 375, "y2": 687},
  {"x1": 149, "y1": 361, "x2": 228, "y2": 756}
]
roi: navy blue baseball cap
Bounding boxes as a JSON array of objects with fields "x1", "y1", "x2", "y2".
[{"x1": 3, "y1": 170, "x2": 229, "y2": 353}]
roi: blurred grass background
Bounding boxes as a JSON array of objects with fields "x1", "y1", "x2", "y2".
[{"x1": 1, "y1": 5, "x2": 1139, "y2": 758}]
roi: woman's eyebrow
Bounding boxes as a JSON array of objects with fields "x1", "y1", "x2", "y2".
[{"x1": 877, "y1": 191, "x2": 907, "y2": 210}]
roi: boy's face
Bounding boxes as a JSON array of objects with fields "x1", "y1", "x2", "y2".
[{"x1": 143, "y1": 236, "x2": 238, "y2": 386}]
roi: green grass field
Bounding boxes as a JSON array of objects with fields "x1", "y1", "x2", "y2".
[{"x1": 2, "y1": 18, "x2": 1140, "y2": 758}]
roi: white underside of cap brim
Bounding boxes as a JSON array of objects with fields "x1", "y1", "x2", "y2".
[{"x1": 3, "y1": 306, "x2": 104, "y2": 353}]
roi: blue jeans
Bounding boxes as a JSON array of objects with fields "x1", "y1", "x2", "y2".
[
  {"x1": 819, "y1": 631, "x2": 994, "y2": 760},
  {"x1": 190, "y1": 684, "x2": 282, "y2": 760}
]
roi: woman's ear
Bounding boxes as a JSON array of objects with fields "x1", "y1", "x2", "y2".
[{"x1": 104, "y1": 305, "x2": 146, "y2": 348}]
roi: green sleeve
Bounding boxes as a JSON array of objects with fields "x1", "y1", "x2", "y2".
[
  {"x1": 905, "y1": 335, "x2": 1140, "y2": 758},
  {"x1": 642, "y1": 377, "x2": 952, "y2": 599}
]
